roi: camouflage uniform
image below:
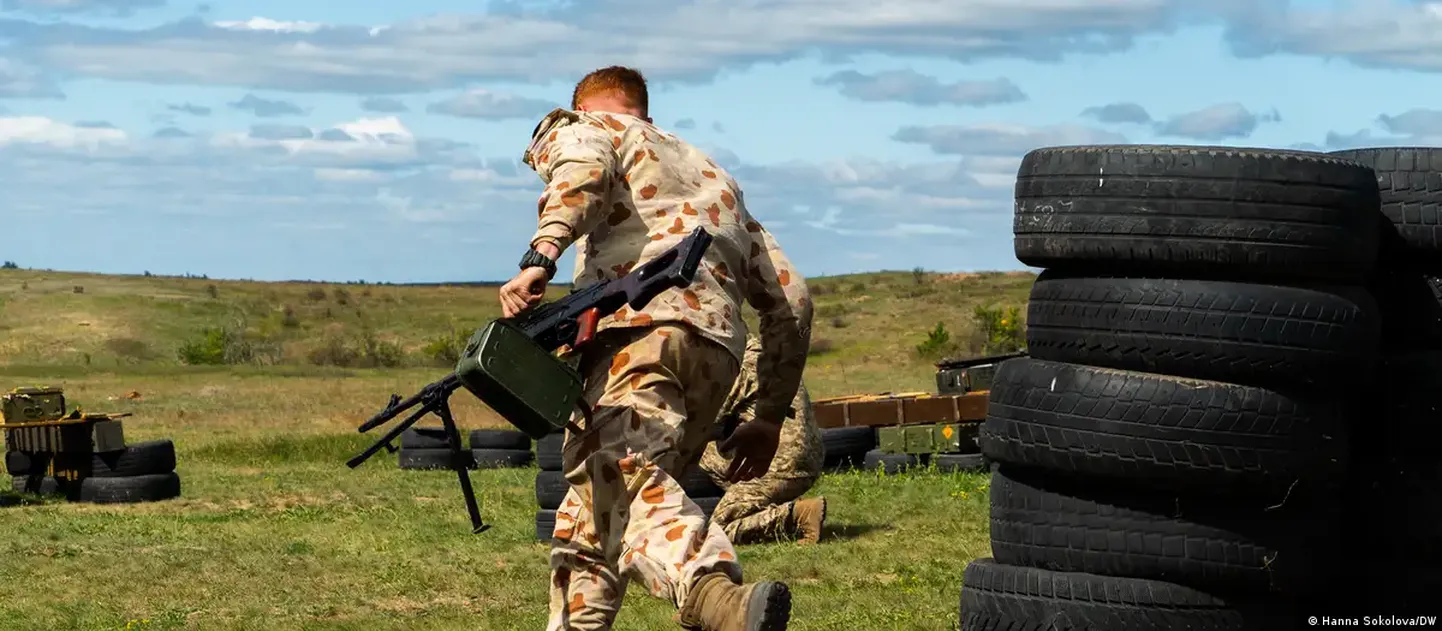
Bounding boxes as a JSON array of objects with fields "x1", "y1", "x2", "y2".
[
  {"x1": 522, "y1": 108, "x2": 812, "y2": 630},
  {"x1": 699, "y1": 336, "x2": 823, "y2": 543}
]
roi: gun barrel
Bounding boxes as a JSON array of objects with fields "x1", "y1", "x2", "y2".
[{"x1": 358, "y1": 373, "x2": 460, "y2": 433}]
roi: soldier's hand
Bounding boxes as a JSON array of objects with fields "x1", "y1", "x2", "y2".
[
  {"x1": 499, "y1": 267, "x2": 550, "y2": 317},
  {"x1": 719, "y1": 420, "x2": 781, "y2": 482}
]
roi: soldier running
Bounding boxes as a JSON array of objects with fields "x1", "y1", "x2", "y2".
[
  {"x1": 699, "y1": 335, "x2": 827, "y2": 545},
  {"x1": 499, "y1": 66, "x2": 813, "y2": 631}
]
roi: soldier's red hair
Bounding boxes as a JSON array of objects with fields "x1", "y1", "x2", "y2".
[{"x1": 571, "y1": 66, "x2": 649, "y2": 116}]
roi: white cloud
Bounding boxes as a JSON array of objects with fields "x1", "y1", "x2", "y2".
[
  {"x1": 0, "y1": 115, "x2": 126, "y2": 149},
  {"x1": 212, "y1": 17, "x2": 326, "y2": 34},
  {"x1": 0, "y1": 1, "x2": 1199, "y2": 93},
  {"x1": 1225, "y1": 0, "x2": 1442, "y2": 73}
]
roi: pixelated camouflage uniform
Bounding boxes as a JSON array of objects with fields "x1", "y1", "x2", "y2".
[
  {"x1": 522, "y1": 108, "x2": 813, "y2": 630},
  {"x1": 698, "y1": 335, "x2": 823, "y2": 543}
]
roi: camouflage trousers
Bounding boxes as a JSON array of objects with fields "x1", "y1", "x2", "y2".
[
  {"x1": 546, "y1": 323, "x2": 742, "y2": 631},
  {"x1": 701, "y1": 460, "x2": 819, "y2": 543}
]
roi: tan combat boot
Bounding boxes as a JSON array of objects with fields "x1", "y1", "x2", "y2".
[
  {"x1": 791, "y1": 497, "x2": 826, "y2": 545},
  {"x1": 677, "y1": 572, "x2": 791, "y2": 631}
]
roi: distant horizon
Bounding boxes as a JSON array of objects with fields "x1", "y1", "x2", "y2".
[{"x1": 0, "y1": 263, "x2": 1037, "y2": 287}]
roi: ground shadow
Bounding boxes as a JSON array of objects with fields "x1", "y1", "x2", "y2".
[
  {"x1": 821, "y1": 522, "x2": 890, "y2": 542},
  {"x1": 0, "y1": 491, "x2": 46, "y2": 508}
]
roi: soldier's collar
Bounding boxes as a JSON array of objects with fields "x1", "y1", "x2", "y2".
[{"x1": 522, "y1": 108, "x2": 580, "y2": 170}]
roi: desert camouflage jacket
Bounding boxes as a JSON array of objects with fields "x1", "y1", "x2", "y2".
[
  {"x1": 701, "y1": 336, "x2": 823, "y2": 479},
  {"x1": 522, "y1": 108, "x2": 813, "y2": 423}
]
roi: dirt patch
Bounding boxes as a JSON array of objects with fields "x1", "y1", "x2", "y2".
[{"x1": 936, "y1": 273, "x2": 979, "y2": 282}]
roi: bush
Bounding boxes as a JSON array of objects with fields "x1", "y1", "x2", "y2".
[
  {"x1": 915, "y1": 322, "x2": 956, "y2": 360},
  {"x1": 176, "y1": 316, "x2": 280, "y2": 365},
  {"x1": 422, "y1": 328, "x2": 472, "y2": 367},
  {"x1": 280, "y1": 305, "x2": 300, "y2": 328},
  {"x1": 305, "y1": 288, "x2": 327, "y2": 302},
  {"x1": 205, "y1": 284, "x2": 218, "y2": 298},
  {"x1": 178, "y1": 328, "x2": 247, "y2": 365},
  {"x1": 971, "y1": 304, "x2": 1025, "y2": 354},
  {"x1": 1, "y1": 261, "x2": 17, "y2": 269},
  {"x1": 307, "y1": 327, "x2": 405, "y2": 368}
]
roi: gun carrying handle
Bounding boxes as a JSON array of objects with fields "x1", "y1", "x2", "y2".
[{"x1": 574, "y1": 308, "x2": 600, "y2": 347}]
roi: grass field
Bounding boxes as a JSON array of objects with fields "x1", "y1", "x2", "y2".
[{"x1": 0, "y1": 267, "x2": 1033, "y2": 630}]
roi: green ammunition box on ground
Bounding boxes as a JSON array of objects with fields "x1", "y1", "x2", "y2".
[
  {"x1": 2, "y1": 387, "x2": 66, "y2": 423},
  {"x1": 877, "y1": 426, "x2": 905, "y2": 454},
  {"x1": 931, "y1": 423, "x2": 963, "y2": 453},
  {"x1": 878, "y1": 422, "x2": 978, "y2": 455},
  {"x1": 903, "y1": 425, "x2": 935, "y2": 454},
  {"x1": 454, "y1": 320, "x2": 582, "y2": 440}
]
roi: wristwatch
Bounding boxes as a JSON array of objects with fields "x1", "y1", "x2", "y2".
[{"x1": 518, "y1": 248, "x2": 557, "y2": 280}]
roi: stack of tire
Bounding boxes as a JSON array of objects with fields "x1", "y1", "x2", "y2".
[
  {"x1": 1327, "y1": 146, "x2": 1442, "y2": 610},
  {"x1": 531, "y1": 430, "x2": 725, "y2": 542},
  {"x1": 397, "y1": 426, "x2": 533, "y2": 470},
  {"x1": 820, "y1": 427, "x2": 876, "y2": 472},
  {"x1": 961, "y1": 145, "x2": 1384, "y2": 627},
  {"x1": 7, "y1": 439, "x2": 182, "y2": 503}
]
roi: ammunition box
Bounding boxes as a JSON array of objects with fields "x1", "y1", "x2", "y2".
[
  {"x1": 903, "y1": 424, "x2": 936, "y2": 454},
  {"x1": 455, "y1": 321, "x2": 582, "y2": 440},
  {"x1": 931, "y1": 423, "x2": 962, "y2": 453},
  {"x1": 954, "y1": 421, "x2": 981, "y2": 452},
  {"x1": 877, "y1": 426, "x2": 905, "y2": 454},
  {"x1": 2, "y1": 387, "x2": 66, "y2": 423}
]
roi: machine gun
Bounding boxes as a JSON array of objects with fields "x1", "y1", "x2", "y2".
[{"x1": 346, "y1": 227, "x2": 715, "y2": 533}]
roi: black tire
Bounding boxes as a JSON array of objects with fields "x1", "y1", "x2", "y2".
[
  {"x1": 536, "y1": 432, "x2": 564, "y2": 471},
  {"x1": 1329, "y1": 147, "x2": 1442, "y2": 268},
  {"x1": 1013, "y1": 145, "x2": 1379, "y2": 281},
  {"x1": 76, "y1": 473, "x2": 181, "y2": 504},
  {"x1": 1368, "y1": 271, "x2": 1442, "y2": 350},
  {"x1": 980, "y1": 358, "x2": 1349, "y2": 496},
  {"x1": 820, "y1": 427, "x2": 876, "y2": 468},
  {"x1": 10, "y1": 475, "x2": 63, "y2": 495},
  {"x1": 862, "y1": 450, "x2": 926, "y2": 475},
  {"x1": 471, "y1": 448, "x2": 533, "y2": 469},
  {"x1": 400, "y1": 427, "x2": 453, "y2": 449},
  {"x1": 4, "y1": 451, "x2": 32, "y2": 476},
  {"x1": 536, "y1": 509, "x2": 556, "y2": 541},
  {"x1": 988, "y1": 464, "x2": 1340, "y2": 596},
  {"x1": 535, "y1": 469, "x2": 725, "y2": 510},
  {"x1": 397, "y1": 448, "x2": 475, "y2": 471},
  {"x1": 92, "y1": 439, "x2": 177, "y2": 477},
  {"x1": 959, "y1": 558, "x2": 1296, "y2": 630},
  {"x1": 1371, "y1": 351, "x2": 1442, "y2": 459},
  {"x1": 6, "y1": 439, "x2": 177, "y2": 477},
  {"x1": 535, "y1": 471, "x2": 569, "y2": 509},
  {"x1": 469, "y1": 428, "x2": 530, "y2": 450},
  {"x1": 932, "y1": 453, "x2": 987, "y2": 473},
  {"x1": 1025, "y1": 271, "x2": 1379, "y2": 392}
]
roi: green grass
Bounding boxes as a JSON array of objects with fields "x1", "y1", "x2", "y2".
[{"x1": 0, "y1": 267, "x2": 1030, "y2": 630}]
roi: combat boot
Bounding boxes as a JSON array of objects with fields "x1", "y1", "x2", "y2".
[
  {"x1": 677, "y1": 572, "x2": 791, "y2": 631},
  {"x1": 791, "y1": 497, "x2": 826, "y2": 545}
]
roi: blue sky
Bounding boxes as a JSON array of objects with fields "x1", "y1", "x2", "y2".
[{"x1": 4, "y1": 0, "x2": 1442, "y2": 283}]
